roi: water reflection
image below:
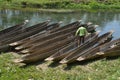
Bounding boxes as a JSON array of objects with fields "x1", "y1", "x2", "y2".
[{"x1": 0, "y1": 9, "x2": 120, "y2": 39}]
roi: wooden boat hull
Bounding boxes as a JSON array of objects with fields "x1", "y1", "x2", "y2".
[
  {"x1": 48, "y1": 20, "x2": 80, "y2": 33},
  {"x1": 27, "y1": 21, "x2": 79, "y2": 42},
  {"x1": 12, "y1": 22, "x2": 61, "y2": 49},
  {"x1": 0, "y1": 20, "x2": 50, "y2": 45},
  {"x1": 0, "y1": 23, "x2": 25, "y2": 40},
  {"x1": 15, "y1": 22, "x2": 80, "y2": 50},
  {"x1": 9, "y1": 22, "x2": 60, "y2": 47},
  {"x1": 20, "y1": 30, "x2": 76, "y2": 53},
  {"x1": 28, "y1": 35, "x2": 76, "y2": 54},
  {"x1": 17, "y1": 34, "x2": 77, "y2": 63},
  {"x1": 15, "y1": 21, "x2": 95, "y2": 52},
  {"x1": 0, "y1": 22, "x2": 24, "y2": 35},
  {"x1": 0, "y1": 20, "x2": 48, "y2": 41},
  {"x1": 76, "y1": 30, "x2": 114, "y2": 59},
  {"x1": 45, "y1": 32, "x2": 93, "y2": 61},
  {"x1": 77, "y1": 36, "x2": 119, "y2": 62},
  {"x1": 18, "y1": 44, "x2": 69, "y2": 63},
  {"x1": 60, "y1": 30, "x2": 113, "y2": 63},
  {"x1": 101, "y1": 43, "x2": 120, "y2": 57},
  {"x1": 60, "y1": 32, "x2": 99, "y2": 64},
  {"x1": 45, "y1": 42, "x2": 77, "y2": 61},
  {"x1": 103, "y1": 50, "x2": 120, "y2": 57}
]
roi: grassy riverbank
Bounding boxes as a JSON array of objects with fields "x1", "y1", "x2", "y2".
[
  {"x1": 0, "y1": 52, "x2": 120, "y2": 80},
  {"x1": 0, "y1": 0, "x2": 120, "y2": 10}
]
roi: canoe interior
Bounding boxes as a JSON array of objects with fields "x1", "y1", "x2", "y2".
[
  {"x1": 45, "y1": 32, "x2": 93, "y2": 61},
  {"x1": 59, "y1": 32, "x2": 99, "y2": 64},
  {"x1": 77, "y1": 35, "x2": 119, "y2": 62},
  {"x1": 13, "y1": 22, "x2": 81, "y2": 52}
]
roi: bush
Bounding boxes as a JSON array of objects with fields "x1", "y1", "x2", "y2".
[{"x1": 1, "y1": 0, "x2": 120, "y2": 10}]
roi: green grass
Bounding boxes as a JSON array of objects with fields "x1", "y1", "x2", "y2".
[{"x1": 0, "y1": 52, "x2": 120, "y2": 80}]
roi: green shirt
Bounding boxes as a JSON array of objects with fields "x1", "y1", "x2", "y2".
[{"x1": 75, "y1": 27, "x2": 87, "y2": 36}]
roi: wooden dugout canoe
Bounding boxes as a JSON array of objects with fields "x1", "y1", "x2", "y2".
[
  {"x1": 0, "y1": 21, "x2": 25, "y2": 36},
  {"x1": 20, "y1": 20, "x2": 80, "y2": 46},
  {"x1": 45, "y1": 42, "x2": 78, "y2": 61},
  {"x1": 97, "y1": 31, "x2": 113, "y2": 45},
  {"x1": 23, "y1": 33, "x2": 76, "y2": 54},
  {"x1": 15, "y1": 21, "x2": 96, "y2": 51},
  {"x1": 8, "y1": 20, "x2": 60, "y2": 43},
  {"x1": 48, "y1": 20, "x2": 81, "y2": 33},
  {"x1": 77, "y1": 39, "x2": 120, "y2": 61},
  {"x1": 15, "y1": 21, "x2": 80, "y2": 50},
  {"x1": 103, "y1": 43, "x2": 120, "y2": 54},
  {"x1": 17, "y1": 44, "x2": 70, "y2": 63},
  {"x1": 45, "y1": 32, "x2": 94, "y2": 61},
  {"x1": 11, "y1": 22, "x2": 61, "y2": 48},
  {"x1": 97, "y1": 38, "x2": 120, "y2": 57},
  {"x1": 45, "y1": 26, "x2": 98, "y2": 61},
  {"x1": 14, "y1": 21, "x2": 96, "y2": 50},
  {"x1": 15, "y1": 22, "x2": 97, "y2": 63},
  {"x1": 0, "y1": 20, "x2": 51, "y2": 52},
  {"x1": 0, "y1": 20, "x2": 50, "y2": 44},
  {"x1": 0, "y1": 22, "x2": 26, "y2": 40},
  {"x1": 12, "y1": 20, "x2": 80, "y2": 48},
  {"x1": 76, "y1": 31, "x2": 115, "y2": 61},
  {"x1": 20, "y1": 30, "x2": 76, "y2": 53},
  {"x1": 19, "y1": 24, "x2": 97, "y2": 54},
  {"x1": 27, "y1": 20, "x2": 80, "y2": 42},
  {"x1": 59, "y1": 31, "x2": 99, "y2": 64},
  {"x1": 15, "y1": 26, "x2": 78, "y2": 51},
  {"x1": 0, "y1": 20, "x2": 50, "y2": 46},
  {"x1": 17, "y1": 35, "x2": 76, "y2": 63},
  {"x1": 9, "y1": 22, "x2": 61, "y2": 47},
  {"x1": 0, "y1": 20, "x2": 48, "y2": 41},
  {"x1": 103, "y1": 50, "x2": 120, "y2": 57}
]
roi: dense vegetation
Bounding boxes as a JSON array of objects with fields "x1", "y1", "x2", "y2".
[
  {"x1": 0, "y1": 52, "x2": 120, "y2": 80},
  {"x1": 0, "y1": 0, "x2": 120, "y2": 10}
]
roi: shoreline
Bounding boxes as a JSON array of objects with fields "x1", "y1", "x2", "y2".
[
  {"x1": 0, "y1": 1, "x2": 120, "y2": 13},
  {"x1": 1, "y1": 7, "x2": 120, "y2": 13}
]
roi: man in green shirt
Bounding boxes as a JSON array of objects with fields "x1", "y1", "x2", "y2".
[{"x1": 75, "y1": 25, "x2": 88, "y2": 46}]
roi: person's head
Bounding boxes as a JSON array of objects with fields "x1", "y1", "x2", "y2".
[{"x1": 80, "y1": 24, "x2": 85, "y2": 27}]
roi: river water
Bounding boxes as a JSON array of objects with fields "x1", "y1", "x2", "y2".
[{"x1": 0, "y1": 9, "x2": 120, "y2": 40}]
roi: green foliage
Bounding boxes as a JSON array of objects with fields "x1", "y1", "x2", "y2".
[
  {"x1": 1, "y1": 0, "x2": 120, "y2": 9},
  {"x1": 89, "y1": 1, "x2": 101, "y2": 9},
  {"x1": 65, "y1": 3, "x2": 90, "y2": 9}
]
